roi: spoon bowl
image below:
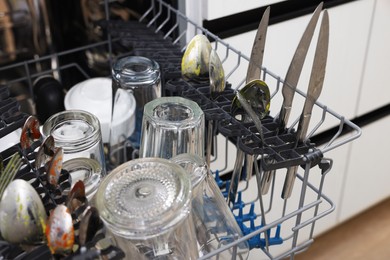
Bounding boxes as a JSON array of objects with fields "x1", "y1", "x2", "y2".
[
  {"x1": 232, "y1": 79, "x2": 271, "y2": 121},
  {"x1": 181, "y1": 34, "x2": 212, "y2": 82},
  {"x1": 0, "y1": 179, "x2": 47, "y2": 245}
]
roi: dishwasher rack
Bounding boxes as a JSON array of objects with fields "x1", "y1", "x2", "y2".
[{"x1": 0, "y1": 0, "x2": 361, "y2": 259}]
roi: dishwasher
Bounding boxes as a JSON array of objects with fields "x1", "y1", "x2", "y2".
[{"x1": 0, "y1": 0, "x2": 361, "y2": 259}]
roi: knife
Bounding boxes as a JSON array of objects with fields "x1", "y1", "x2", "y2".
[
  {"x1": 228, "y1": 6, "x2": 271, "y2": 209},
  {"x1": 246, "y1": 6, "x2": 270, "y2": 83},
  {"x1": 260, "y1": 2, "x2": 323, "y2": 195},
  {"x1": 229, "y1": 6, "x2": 271, "y2": 250},
  {"x1": 282, "y1": 9, "x2": 329, "y2": 199}
]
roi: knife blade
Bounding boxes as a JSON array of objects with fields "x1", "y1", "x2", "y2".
[
  {"x1": 278, "y1": 2, "x2": 323, "y2": 131},
  {"x1": 260, "y1": 2, "x2": 323, "y2": 195},
  {"x1": 282, "y1": 9, "x2": 329, "y2": 199},
  {"x1": 246, "y1": 6, "x2": 270, "y2": 83}
]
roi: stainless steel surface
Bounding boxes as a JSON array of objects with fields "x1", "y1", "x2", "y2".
[{"x1": 282, "y1": 10, "x2": 329, "y2": 199}]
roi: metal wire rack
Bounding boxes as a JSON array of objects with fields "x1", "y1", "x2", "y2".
[{"x1": 0, "y1": 0, "x2": 362, "y2": 259}]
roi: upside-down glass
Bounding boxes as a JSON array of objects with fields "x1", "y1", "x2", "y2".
[
  {"x1": 111, "y1": 56, "x2": 162, "y2": 153},
  {"x1": 42, "y1": 110, "x2": 106, "y2": 200},
  {"x1": 171, "y1": 153, "x2": 249, "y2": 259},
  {"x1": 94, "y1": 158, "x2": 199, "y2": 259},
  {"x1": 139, "y1": 97, "x2": 204, "y2": 159}
]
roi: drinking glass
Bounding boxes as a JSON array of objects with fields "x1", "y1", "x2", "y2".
[
  {"x1": 111, "y1": 56, "x2": 162, "y2": 151},
  {"x1": 42, "y1": 110, "x2": 106, "y2": 200},
  {"x1": 171, "y1": 153, "x2": 249, "y2": 259},
  {"x1": 139, "y1": 96, "x2": 204, "y2": 159},
  {"x1": 94, "y1": 157, "x2": 199, "y2": 259}
]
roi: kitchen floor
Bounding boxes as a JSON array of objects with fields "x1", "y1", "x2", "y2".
[{"x1": 295, "y1": 198, "x2": 390, "y2": 260}]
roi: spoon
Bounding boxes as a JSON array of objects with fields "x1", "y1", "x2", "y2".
[
  {"x1": 35, "y1": 135, "x2": 56, "y2": 170},
  {"x1": 20, "y1": 115, "x2": 41, "y2": 150},
  {"x1": 181, "y1": 34, "x2": 212, "y2": 82},
  {"x1": 0, "y1": 179, "x2": 47, "y2": 245},
  {"x1": 47, "y1": 147, "x2": 63, "y2": 187},
  {"x1": 46, "y1": 204, "x2": 75, "y2": 255},
  {"x1": 78, "y1": 206, "x2": 101, "y2": 247},
  {"x1": 66, "y1": 180, "x2": 87, "y2": 214}
]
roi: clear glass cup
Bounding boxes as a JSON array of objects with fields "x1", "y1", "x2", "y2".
[
  {"x1": 139, "y1": 97, "x2": 205, "y2": 160},
  {"x1": 111, "y1": 56, "x2": 162, "y2": 152},
  {"x1": 42, "y1": 110, "x2": 106, "y2": 199},
  {"x1": 171, "y1": 153, "x2": 249, "y2": 259},
  {"x1": 94, "y1": 157, "x2": 199, "y2": 259}
]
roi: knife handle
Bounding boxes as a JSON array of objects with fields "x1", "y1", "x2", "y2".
[
  {"x1": 278, "y1": 105, "x2": 292, "y2": 131},
  {"x1": 260, "y1": 168, "x2": 276, "y2": 195},
  {"x1": 227, "y1": 149, "x2": 245, "y2": 209},
  {"x1": 296, "y1": 112, "x2": 313, "y2": 143},
  {"x1": 281, "y1": 165, "x2": 299, "y2": 199}
]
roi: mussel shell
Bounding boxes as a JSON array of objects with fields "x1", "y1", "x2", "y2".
[
  {"x1": 0, "y1": 179, "x2": 47, "y2": 244},
  {"x1": 20, "y1": 116, "x2": 41, "y2": 150},
  {"x1": 181, "y1": 34, "x2": 212, "y2": 81},
  {"x1": 46, "y1": 204, "x2": 74, "y2": 254}
]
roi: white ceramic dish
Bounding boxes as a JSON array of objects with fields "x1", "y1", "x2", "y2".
[{"x1": 64, "y1": 77, "x2": 135, "y2": 144}]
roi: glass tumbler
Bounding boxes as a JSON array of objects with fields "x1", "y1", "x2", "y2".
[
  {"x1": 111, "y1": 56, "x2": 162, "y2": 152},
  {"x1": 171, "y1": 153, "x2": 249, "y2": 259},
  {"x1": 139, "y1": 97, "x2": 205, "y2": 159},
  {"x1": 42, "y1": 110, "x2": 106, "y2": 200},
  {"x1": 94, "y1": 157, "x2": 199, "y2": 259}
]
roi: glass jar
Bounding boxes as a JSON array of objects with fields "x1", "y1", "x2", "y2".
[
  {"x1": 42, "y1": 110, "x2": 106, "y2": 199},
  {"x1": 94, "y1": 158, "x2": 199, "y2": 259},
  {"x1": 111, "y1": 56, "x2": 161, "y2": 152},
  {"x1": 139, "y1": 97, "x2": 205, "y2": 160}
]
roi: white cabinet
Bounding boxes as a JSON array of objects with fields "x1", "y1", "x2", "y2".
[
  {"x1": 357, "y1": 0, "x2": 390, "y2": 116},
  {"x1": 200, "y1": 0, "x2": 285, "y2": 20},
  {"x1": 338, "y1": 117, "x2": 390, "y2": 222}
]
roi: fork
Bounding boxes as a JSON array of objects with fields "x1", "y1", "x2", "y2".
[{"x1": 0, "y1": 153, "x2": 23, "y2": 199}]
